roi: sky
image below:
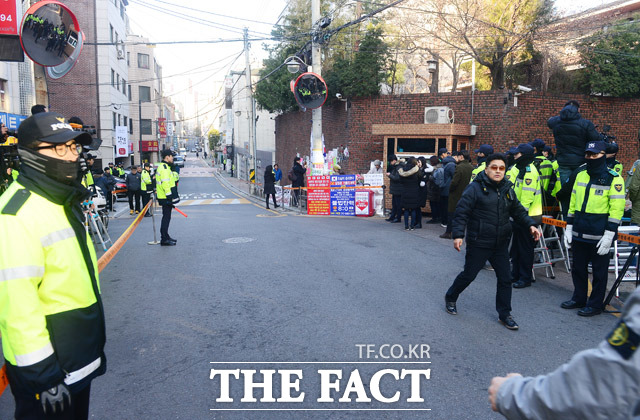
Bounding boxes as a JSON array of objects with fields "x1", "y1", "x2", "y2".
[{"x1": 124, "y1": 0, "x2": 622, "y2": 130}]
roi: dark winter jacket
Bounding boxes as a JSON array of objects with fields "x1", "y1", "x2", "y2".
[
  {"x1": 547, "y1": 104, "x2": 601, "y2": 169},
  {"x1": 440, "y1": 156, "x2": 457, "y2": 196},
  {"x1": 448, "y1": 159, "x2": 474, "y2": 213},
  {"x1": 292, "y1": 162, "x2": 306, "y2": 188},
  {"x1": 418, "y1": 166, "x2": 430, "y2": 208},
  {"x1": 125, "y1": 172, "x2": 141, "y2": 191},
  {"x1": 398, "y1": 164, "x2": 420, "y2": 209},
  {"x1": 388, "y1": 161, "x2": 403, "y2": 196},
  {"x1": 452, "y1": 171, "x2": 536, "y2": 249},
  {"x1": 264, "y1": 170, "x2": 276, "y2": 195},
  {"x1": 426, "y1": 164, "x2": 441, "y2": 202}
]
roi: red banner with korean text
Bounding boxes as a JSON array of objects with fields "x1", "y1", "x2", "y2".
[
  {"x1": 158, "y1": 118, "x2": 167, "y2": 138},
  {"x1": 307, "y1": 176, "x2": 330, "y2": 215},
  {"x1": 0, "y1": 1, "x2": 20, "y2": 35},
  {"x1": 141, "y1": 140, "x2": 159, "y2": 152}
]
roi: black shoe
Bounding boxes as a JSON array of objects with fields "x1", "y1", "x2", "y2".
[
  {"x1": 561, "y1": 300, "x2": 585, "y2": 309},
  {"x1": 445, "y1": 298, "x2": 457, "y2": 315},
  {"x1": 439, "y1": 232, "x2": 452, "y2": 239},
  {"x1": 144, "y1": 213, "x2": 152, "y2": 217},
  {"x1": 512, "y1": 280, "x2": 532, "y2": 289},
  {"x1": 413, "y1": 223, "x2": 422, "y2": 229},
  {"x1": 500, "y1": 316, "x2": 519, "y2": 330},
  {"x1": 410, "y1": 226, "x2": 415, "y2": 230},
  {"x1": 266, "y1": 206, "x2": 270, "y2": 209},
  {"x1": 160, "y1": 240, "x2": 176, "y2": 246},
  {"x1": 405, "y1": 226, "x2": 410, "y2": 230},
  {"x1": 168, "y1": 237, "x2": 177, "y2": 243},
  {"x1": 577, "y1": 307, "x2": 602, "y2": 317},
  {"x1": 274, "y1": 204, "x2": 279, "y2": 208},
  {"x1": 426, "y1": 219, "x2": 440, "y2": 224},
  {"x1": 390, "y1": 220, "x2": 401, "y2": 223},
  {"x1": 385, "y1": 217, "x2": 394, "y2": 221}
]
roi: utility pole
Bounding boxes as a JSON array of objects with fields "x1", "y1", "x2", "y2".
[
  {"x1": 243, "y1": 28, "x2": 257, "y2": 191},
  {"x1": 310, "y1": 0, "x2": 323, "y2": 176}
]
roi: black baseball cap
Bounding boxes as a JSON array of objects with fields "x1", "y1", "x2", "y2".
[
  {"x1": 585, "y1": 141, "x2": 607, "y2": 154},
  {"x1": 161, "y1": 149, "x2": 175, "y2": 158},
  {"x1": 438, "y1": 148, "x2": 448, "y2": 155},
  {"x1": 474, "y1": 144, "x2": 493, "y2": 155},
  {"x1": 17, "y1": 112, "x2": 92, "y2": 148}
]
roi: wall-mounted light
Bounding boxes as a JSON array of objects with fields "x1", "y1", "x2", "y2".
[{"x1": 427, "y1": 59, "x2": 437, "y2": 74}]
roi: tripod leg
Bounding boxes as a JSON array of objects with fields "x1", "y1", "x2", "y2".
[{"x1": 604, "y1": 246, "x2": 638, "y2": 310}]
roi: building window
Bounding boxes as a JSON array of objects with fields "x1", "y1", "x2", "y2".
[
  {"x1": 0, "y1": 79, "x2": 6, "y2": 111},
  {"x1": 118, "y1": 114, "x2": 122, "y2": 126},
  {"x1": 115, "y1": 32, "x2": 119, "y2": 45},
  {"x1": 128, "y1": 85, "x2": 131, "y2": 101},
  {"x1": 123, "y1": 116, "x2": 127, "y2": 128},
  {"x1": 122, "y1": 78, "x2": 126, "y2": 95},
  {"x1": 126, "y1": 51, "x2": 130, "y2": 66},
  {"x1": 112, "y1": 112, "x2": 116, "y2": 129},
  {"x1": 138, "y1": 53, "x2": 149, "y2": 69},
  {"x1": 129, "y1": 118, "x2": 133, "y2": 134},
  {"x1": 120, "y1": 1, "x2": 125, "y2": 19},
  {"x1": 110, "y1": 24, "x2": 114, "y2": 43},
  {"x1": 141, "y1": 119, "x2": 152, "y2": 135},
  {"x1": 139, "y1": 86, "x2": 151, "y2": 102},
  {"x1": 111, "y1": 69, "x2": 115, "y2": 87},
  {"x1": 116, "y1": 74, "x2": 120, "y2": 91}
]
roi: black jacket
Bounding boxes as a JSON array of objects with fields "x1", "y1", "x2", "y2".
[
  {"x1": 452, "y1": 171, "x2": 536, "y2": 248},
  {"x1": 264, "y1": 171, "x2": 276, "y2": 195},
  {"x1": 125, "y1": 172, "x2": 141, "y2": 191},
  {"x1": 399, "y1": 164, "x2": 420, "y2": 209},
  {"x1": 547, "y1": 104, "x2": 601, "y2": 169},
  {"x1": 388, "y1": 162, "x2": 402, "y2": 196},
  {"x1": 292, "y1": 163, "x2": 306, "y2": 188}
]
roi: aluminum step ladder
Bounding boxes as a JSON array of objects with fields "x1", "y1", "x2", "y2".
[{"x1": 533, "y1": 224, "x2": 555, "y2": 280}]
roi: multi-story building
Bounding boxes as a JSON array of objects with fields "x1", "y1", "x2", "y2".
[{"x1": 46, "y1": 0, "x2": 130, "y2": 169}]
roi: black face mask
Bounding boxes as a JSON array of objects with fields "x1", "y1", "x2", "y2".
[
  {"x1": 586, "y1": 155, "x2": 607, "y2": 177},
  {"x1": 18, "y1": 147, "x2": 81, "y2": 185},
  {"x1": 606, "y1": 156, "x2": 616, "y2": 166}
]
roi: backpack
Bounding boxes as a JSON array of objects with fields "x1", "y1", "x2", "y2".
[
  {"x1": 433, "y1": 167, "x2": 446, "y2": 188},
  {"x1": 288, "y1": 168, "x2": 297, "y2": 182}
]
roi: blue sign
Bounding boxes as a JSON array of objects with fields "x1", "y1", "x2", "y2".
[
  {"x1": 330, "y1": 175, "x2": 356, "y2": 216},
  {"x1": 0, "y1": 112, "x2": 28, "y2": 131}
]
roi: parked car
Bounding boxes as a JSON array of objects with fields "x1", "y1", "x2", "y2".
[
  {"x1": 174, "y1": 155, "x2": 185, "y2": 168},
  {"x1": 191, "y1": 148, "x2": 197, "y2": 153}
]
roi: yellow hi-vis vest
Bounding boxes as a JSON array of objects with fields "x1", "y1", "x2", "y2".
[
  {"x1": 155, "y1": 161, "x2": 175, "y2": 200},
  {"x1": 82, "y1": 171, "x2": 94, "y2": 189},
  {"x1": 0, "y1": 180, "x2": 105, "y2": 396},
  {"x1": 141, "y1": 169, "x2": 152, "y2": 191},
  {"x1": 533, "y1": 155, "x2": 554, "y2": 192},
  {"x1": 506, "y1": 163, "x2": 543, "y2": 217},
  {"x1": 567, "y1": 168, "x2": 625, "y2": 242},
  {"x1": 470, "y1": 161, "x2": 486, "y2": 181}
]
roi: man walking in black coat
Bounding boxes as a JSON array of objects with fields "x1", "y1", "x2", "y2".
[
  {"x1": 386, "y1": 155, "x2": 402, "y2": 223},
  {"x1": 125, "y1": 165, "x2": 142, "y2": 215},
  {"x1": 444, "y1": 154, "x2": 541, "y2": 330}
]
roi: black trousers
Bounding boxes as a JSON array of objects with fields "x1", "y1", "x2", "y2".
[
  {"x1": 266, "y1": 193, "x2": 276, "y2": 208},
  {"x1": 128, "y1": 189, "x2": 141, "y2": 212},
  {"x1": 141, "y1": 190, "x2": 151, "y2": 210},
  {"x1": 429, "y1": 200, "x2": 440, "y2": 221},
  {"x1": 445, "y1": 211, "x2": 455, "y2": 233},
  {"x1": 510, "y1": 223, "x2": 535, "y2": 283},
  {"x1": 389, "y1": 194, "x2": 402, "y2": 221},
  {"x1": 446, "y1": 244, "x2": 513, "y2": 319},
  {"x1": 439, "y1": 195, "x2": 449, "y2": 224},
  {"x1": 571, "y1": 240, "x2": 610, "y2": 310},
  {"x1": 160, "y1": 203, "x2": 173, "y2": 241},
  {"x1": 14, "y1": 384, "x2": 91, "y2": 420}
]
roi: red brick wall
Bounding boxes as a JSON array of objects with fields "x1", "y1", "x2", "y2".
[
  {"x1": 46, "y1": 0, "x2": 100, "y2": 132},
  {"x1": 276, "y1": 92, "x2": 640, "y2": 174}
]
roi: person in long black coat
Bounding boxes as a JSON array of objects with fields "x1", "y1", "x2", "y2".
[
  {"x1": 264, "y1": 165, "x2": 278, "y2": 209},
  {"x1": 399, "y1": 157, "x2": 421, "y2": 230}
]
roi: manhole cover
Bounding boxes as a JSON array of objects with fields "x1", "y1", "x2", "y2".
[{"x1": 223, "y1": 237, "x2": 256, "y2": 244}]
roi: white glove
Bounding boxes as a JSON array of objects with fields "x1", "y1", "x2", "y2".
[
  {"x1": 596, "y1": 230, "x2": 616, "y2": 255},
  {"x1": 564, "y1": 224, "x2": 573, "y2": 249},
  {"x1": 420, "y1": 181, "x2": 426, "y2": 187}
]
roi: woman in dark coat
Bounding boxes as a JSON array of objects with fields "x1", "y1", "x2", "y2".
[
  {"x1": 415, "y1": 156, "x2": 429, "y2": 228},
  {"x1": 399, "y1": 157, "x2": 421, "y2": 230},
  {"x1": 264, "y1": 165, "x2": 278, "y2": 209}
]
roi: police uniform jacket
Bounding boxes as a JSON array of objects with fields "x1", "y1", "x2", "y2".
[
  {"x1": 155, "y1": 161, "x2": 176, "y2": 203},
  {"x1": 452, "y1": 171, "x2": 536, "y2": 249},
  {"x1": 0, "y1": 166, "x2": 106, "y2": 397},
  {"x1": 567, "y1": 167, "x2": 625, "y2": 243},
  {"x1": 496, "y1": 286, "x2": 640, "y2": 419}
]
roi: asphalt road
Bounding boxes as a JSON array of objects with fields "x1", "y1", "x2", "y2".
[{"x1": 0, "y1": 155, "x2": 621, "y2": 419}]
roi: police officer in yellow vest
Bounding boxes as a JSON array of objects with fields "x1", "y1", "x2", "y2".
[
  {"x1": 156, "y1": 149, "x2": 177, "y2": 246},
  {"x1": 471, "y1": 144, "x2": 493, "y2": 181},
  {"x1": 530, "y1": 139, "x2": 554, "y2": 194},
  {"x1": 507, "y1": 143, "x2": 543, "y2": 289},
  {"x1": 0, "y1": 112, "x2": 106, "y2": 419},
  {"x1": 81, "y1": 153, "x2": 96, "y2": 195},
  {"x1": 563, "y1": 140, "x2": 625, "y2": 316},
  {"x1": 140, "y1": 162, "x2": 153, "y2": 216},
  {"x1": 605, "y1": 141, "x2": 623, "y2": 175}
]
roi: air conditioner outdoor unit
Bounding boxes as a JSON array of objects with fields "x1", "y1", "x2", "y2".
[
  {"x1": 424, "y1": 106, "x2": 453, "y2": 124},
  {"x1": 116, "y1": 49, "x2": 125, "y2": 60}
]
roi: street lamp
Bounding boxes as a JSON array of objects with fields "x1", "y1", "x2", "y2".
[
  {"x1": 427, "y1": 58, "x2": 439, "y2": 93},
  {"x1": 284, "y1": 56, "x2": 307, "y2": 74}
]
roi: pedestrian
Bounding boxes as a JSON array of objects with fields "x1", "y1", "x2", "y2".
[
  {"x1": 140, "y1": 162, "x2": 153, "y2": 216},
  {"x1": 273, "y1": 163, "x2": 282, "y2": 186},
  {"x1": 368, "y1": 159, "x2": 383, "y2": 174},
  {"x1": 116, "y1": 163, "x2": 125, "y2": 177},
  {"x1": 471, "y1": 144, "x2": 493, "y2": 181},
  {"x1": 102, "y1": 166, "x2": 116, "y2": 211},
  {"x1": 562, "y1": 140, "x2": 625, "y2": 316},
  {"x1": 398, "y1": 157, "x2": 421, "y2": 230},
  {"x1": 0, "y1": 112, "x2": 107, "y2": 420},
  {"x1": 82, "y1": 153, "x2": 96, "y2": 196},
  {"x1": 125, "y1": 165, "x2": 142, "y2": 215},
  {"x1": 291, "y1": 157, "x2": 306, "y2": 206},
  {"x1": 547, "y1": 100, "x2": 600, "y2": 215},
  {"x1": 439, "y1": 150, "x2": 457, "y2": 227},
  {"x1": 605, "y1": 141, "x2": 623, "y2": 175},
  {"x1": 204, "y1": 151, "x2": 208, "y2": 160},
  {"x1": 506, "y1": 143, "x2": 542, "y2": 289},
  {"x1": 426, "y1": 155, "x2": 441, "y2": 224},
  {"x1": 415, "y1": 156, "x2": 430, "y2": 229},
  {"x1": 386, "y1": 154, "x2": 402, "y2": 223},
  {"x1": 263, "y1": 165, "x2": 279, "y2": 209},
  {"x1": 156, "y1": 149, "x2": 177, "y2": 246},
  {"x1": 441, "y1": 150, "x2": 473, "y2": 239},
  {"x1": 444, "y1": 153, "x2": 541, "y2": 330},
  {"x1": 489, "y1": 285, "x2": 640, "y2": 419}
]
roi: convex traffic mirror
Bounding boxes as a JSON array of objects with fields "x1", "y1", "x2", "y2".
[
  {"x1": 292, "y1": 72, "x2": 328, "y2": 110},
  {"x1": 20, "y1": 0, "x2": 83, "y2": 70}
]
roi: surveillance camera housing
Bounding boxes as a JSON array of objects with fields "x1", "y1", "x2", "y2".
[
  {"x1": 336, "y1": 93, "x2": 342, "y2": 99},
  {"x1": 517, "y1": 85, "x2": 532, "y2": 92}
]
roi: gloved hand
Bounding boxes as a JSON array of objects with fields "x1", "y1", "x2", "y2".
[
  {"x1": 564, "y1": 224, "x2": 573, "y2": 249},
  {"x1": 420, "y1": 181, "x2": 425, "y2": 187},
  {"x1": 38, "y1": 383, "x2": 71, "y2": 415},
  {"x1": 597, "y1": 230, "x2": 616, "y2": 255}
]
